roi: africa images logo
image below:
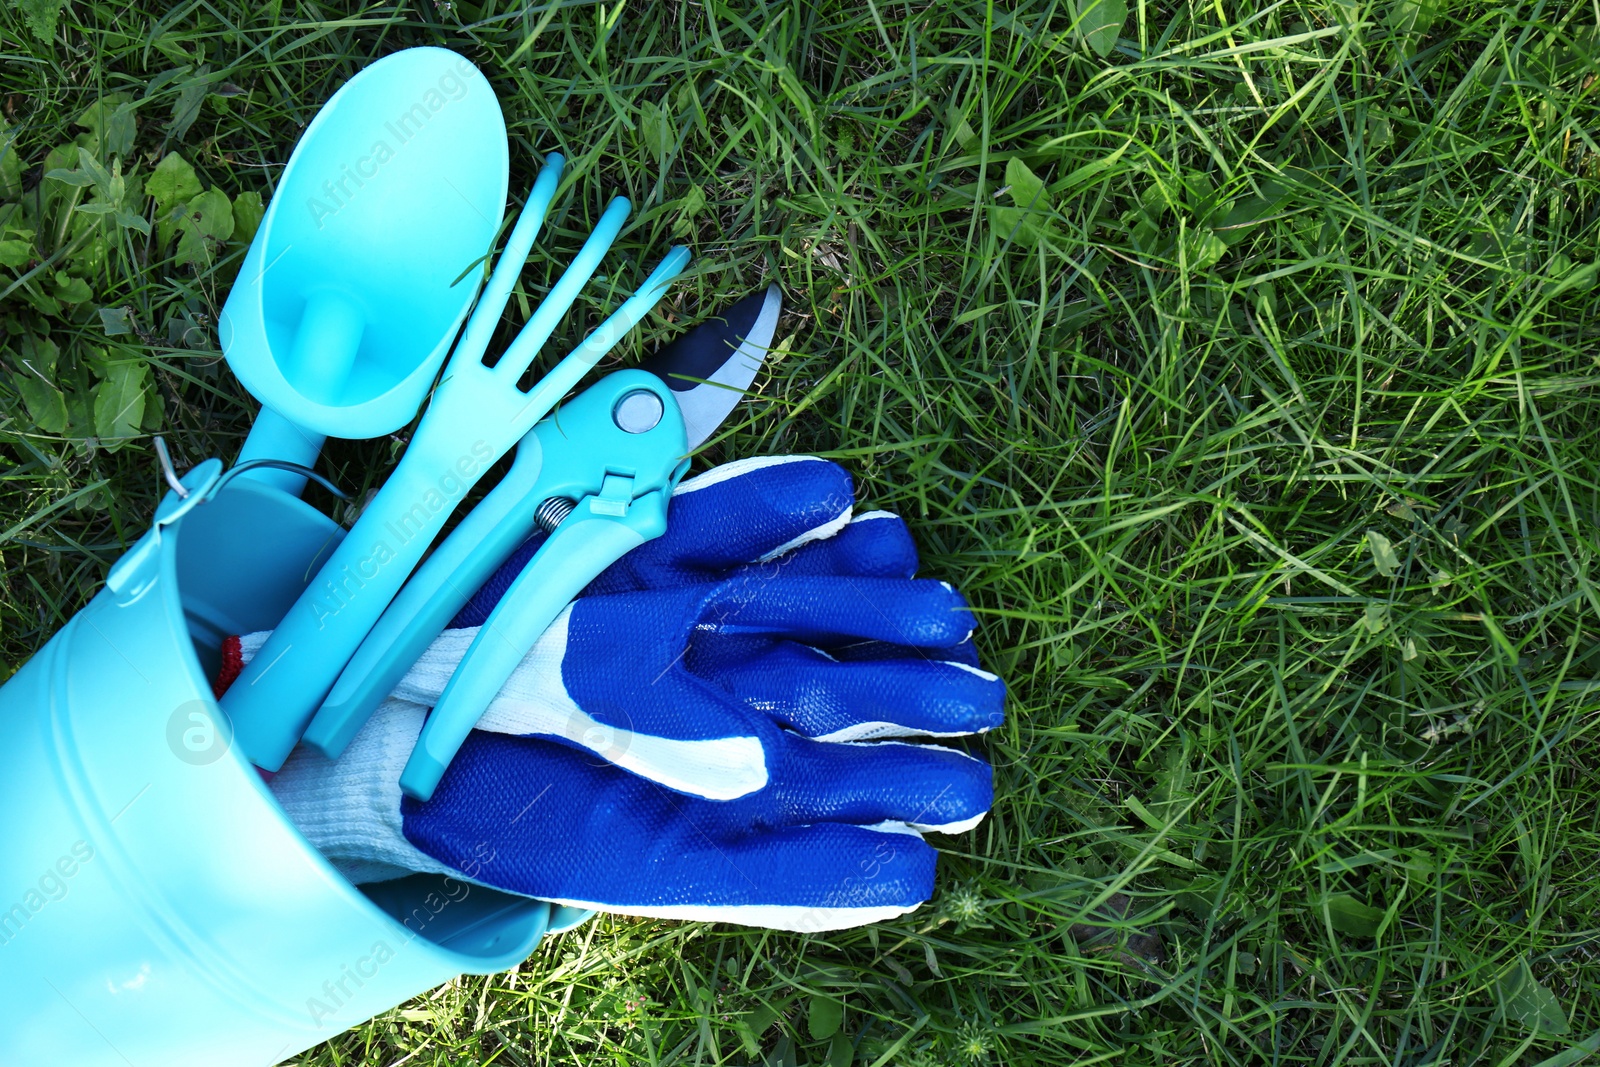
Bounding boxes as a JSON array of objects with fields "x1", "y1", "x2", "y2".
[
  {"x1": 305, "y1": 57, "x2": 479, "y2": 230},
  {"x1": 0, "y1": 842, "x2": 95, "y2": 949},
  {"x1": 309, "y1": 441, "x2": 493, "y2": 629}
]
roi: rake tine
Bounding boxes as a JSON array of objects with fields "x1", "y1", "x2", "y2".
[
  {"x1": 494, "y1": 195, "x2": 631, "y2": 380},
  {"x1": 513, "y1": 245, "x2": 692, "y2": 422},
  {"x1": 450, "y1": 153, "x2": 565, "y2": 370}
]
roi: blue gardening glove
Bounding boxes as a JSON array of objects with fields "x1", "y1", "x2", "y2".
[
  {"x1": 255, "y1": 457, "x2": 1004, "y2": 929},
  {"x1": 271, "y1": 703, "x2": 993, "y2": 929},
  {"x1": 247, "y1": 456, "x2": 1004, "y2": 799}
]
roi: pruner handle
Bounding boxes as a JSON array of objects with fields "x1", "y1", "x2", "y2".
[
  {"x1": 399, "y1": 490, "x2": 670, "y2": 801},
  {"x1": 396, "y1": 368, "x2": 688, "y2": 799},
  {"x1": 303, "y1": 435, "x2": 549, "y2": 760}
]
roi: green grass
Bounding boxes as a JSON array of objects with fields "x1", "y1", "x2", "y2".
[{"x1": 5, "y1": 0, "x2": 1600, "y2": 1063}]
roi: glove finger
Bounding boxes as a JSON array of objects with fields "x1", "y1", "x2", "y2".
[
  {"x1": 767, "y1": 733, "x2": 993, "y2": 834},
  {"x1": 713, "y1": 642, "x2": 1004, "y2": 739},
  {"x1": 703, "y1": 575, "x2": 975, "y2": 648},
  {"x1": 644, "y1": 823, "x2": 940, "y2": 931},
  {"x1": 579, "y1": 823, "x2": 941, "y2": 931},
  {"x1": 736, "y1": 511, "x2": 918, "y2": 580},
  {"x1": 404, "y1": 733, "x2": 942, "y2": 931},
  {"x1": 587, "y1": 456, "x2": 855, "y2": 594},
  {"x1": 829, "y1": 632, "x2": 983, "y2": 667},
  {"x1": 480, "y1": 827, "x2": 939, "y2": 933}
]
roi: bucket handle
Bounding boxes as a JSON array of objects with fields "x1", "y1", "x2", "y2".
[{"x1": 106, "y1": 440, "x2": 349, "y2": 597}]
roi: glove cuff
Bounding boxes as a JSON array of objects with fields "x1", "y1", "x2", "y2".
[{"x1": 259, "y1": 680, "x2": 456, "y2": 885}]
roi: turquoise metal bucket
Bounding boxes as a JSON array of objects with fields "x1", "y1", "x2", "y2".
[{"x1": 0, "y1": 466, "x2": 561, "y2": 1064}]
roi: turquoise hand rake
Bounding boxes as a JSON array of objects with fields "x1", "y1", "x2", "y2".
[{"x1": 222, "y1": 154, "x2": 690, "y2": 770}]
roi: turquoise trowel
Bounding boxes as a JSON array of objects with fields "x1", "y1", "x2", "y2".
[{"x1": 220, "y1": 47, "x2": 510, "y2": 494}]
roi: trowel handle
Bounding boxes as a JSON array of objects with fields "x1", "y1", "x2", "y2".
[
  {"x1": 236, "y1": 288, "x2": 363, "y2": 496},
  {"x1": 221, "y1": 435, "x2": 484, "y2": 771},
  {"x1": 237, "y1": 406, "x2": 326, "y2": 496},
  {"x1": 304, "y1": 436, "x2": 550, "y2": 759}
]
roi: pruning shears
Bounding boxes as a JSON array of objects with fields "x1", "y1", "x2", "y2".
[{"x1": 303, "y1": 285, "x2": 782, "y2": 800}]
